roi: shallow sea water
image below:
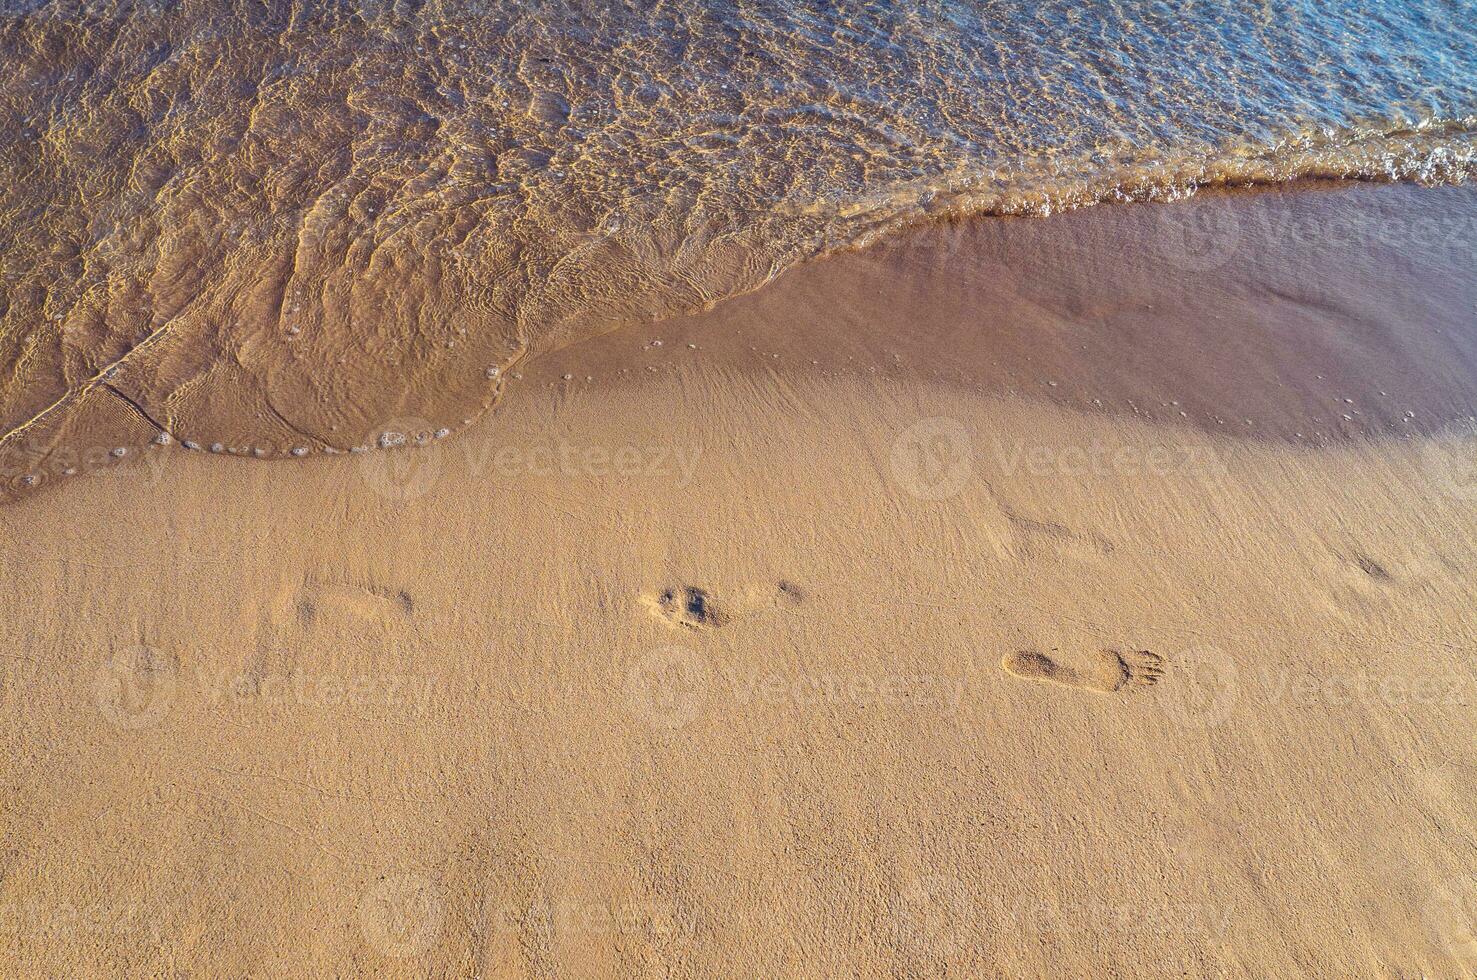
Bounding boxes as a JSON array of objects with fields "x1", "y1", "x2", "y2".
[{"x1": 0, "y1": 0, "x2": 1473, "y2": 483}]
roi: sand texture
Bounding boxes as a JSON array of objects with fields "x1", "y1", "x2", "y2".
[{"x1": 2, "y1": 184, "x2": 1476, "y2": 976}]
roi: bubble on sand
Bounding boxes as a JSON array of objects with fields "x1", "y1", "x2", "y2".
[
  {"x1": 253, "y1": 448, "x2": 268, "y2": 457},
  {"x1": 110, "y1": 447, "x2": 126, "y2": 457},
  {"x1": 153, "y1": 432, "x2": 172, "y2": 446},
  {"x1": 359, "y1": 416, "x2": 443, "y2": 501},
  {"x1": 210, "y1": 443, "x2": 224, "y2": 453},
  {"x1": 435, "y1": 428, "x2": 450, "y2": 439},
  {"x1": 562, "y1": 373, "x2": 574, "y2": 381},
  {"x1": 485, "y1": 366, "x2": 499, "y2": 378},
  {"x1": 183, "y1": 440, "x2": 200, "y2": 450},
  {"x1": 291, "y1": 447, "x2": 309, "y2": 457}
]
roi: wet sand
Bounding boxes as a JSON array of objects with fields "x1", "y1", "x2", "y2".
[{"x1": 2, "y1": 184, "x2": 1476, "y2": 976}]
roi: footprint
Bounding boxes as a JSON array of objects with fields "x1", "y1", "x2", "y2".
[
  {"x1": 271, "y1": 579, "x2": 415, "y2": 631},
  {"x1": 988, "y1": 496, "x2": 1115, "y2": 563},
  {"x1": 643, "y1": 581, "x2": 804, "y2": 630},
  {"x1": 1001, "y1": 649, "x2": 1163, "y2": 694},
  {"x1": 643, "y1": 586, "x2": 727, "y2": 630},
  {"x1": 743, "y1": 579, "x2": 807, "y2": 610}
]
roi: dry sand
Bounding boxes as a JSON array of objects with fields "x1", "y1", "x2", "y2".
[{"x1": 2, "y1": 183, "x2": 1476, "y2": 977}]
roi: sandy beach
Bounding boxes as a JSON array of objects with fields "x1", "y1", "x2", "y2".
[{"x1": 1, "y1": 182, "x2": 1474, "y2": 975}]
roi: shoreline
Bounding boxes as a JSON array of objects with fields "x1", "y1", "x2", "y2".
[
  {"x1": 528, "y1": 180, "x2": 1477, "y2": 441},
  {"x1": 5, "y1": 178, "x2": 1476, "y2": 505},
  {"x1": 6, "y1": 179, "x2": 1477, "y2": 507}
]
